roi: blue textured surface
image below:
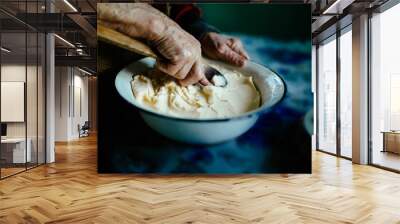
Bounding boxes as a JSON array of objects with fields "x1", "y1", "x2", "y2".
[{"x1": 109, "y1": 34, "x2": 313, "y2": 174}]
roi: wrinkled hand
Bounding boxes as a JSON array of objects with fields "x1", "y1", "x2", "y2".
[
  {"x1": 201, "y1": 32, "x2": 249, "y2": 67},
  {"x1": 152, "y1": 25, "x2": 209, "y2": 86},
  {"x1": 98, "y1": 3, "x2": 208, "y2": 86}
]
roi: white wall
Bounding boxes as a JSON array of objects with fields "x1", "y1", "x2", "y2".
[
  {"x1": 72, "y1": 73, "x2": 89, "y2": 138},
  {"x1": 55, "y1": 66, "x2": 70, "y2": 141},
  {"x1": 54, "y1": 67, "x2": 89, "y2": 141}
]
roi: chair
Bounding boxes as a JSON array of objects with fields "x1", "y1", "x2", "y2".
[{"x1": 78, "y1": 121, "x2": 90, "y2": 138}]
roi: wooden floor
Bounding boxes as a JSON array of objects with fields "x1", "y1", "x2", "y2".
[
  {"x1": 1, "y1": 167, "x2": 26, "y2": 178},
  {"x1": 1, "y1": 135, "x2": 400, "y2": 224},
  {"x1": 1, "y1": 163, "x2": 44, "y2": 178}
]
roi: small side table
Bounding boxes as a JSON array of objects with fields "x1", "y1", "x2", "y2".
[{"x1": 381, "y1": 131, "x2": 400, "y2": 154}]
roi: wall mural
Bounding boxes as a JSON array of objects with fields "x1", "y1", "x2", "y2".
[{"x1": 97, "y1": 3, "x2": 312, "y2": 174}]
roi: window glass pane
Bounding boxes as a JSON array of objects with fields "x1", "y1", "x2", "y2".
[
  {"x1": 318, "y1": 36, "x2": 337, "y2": 154},
  {"x1": 1, "y1": 13, "x2": 28, "y2": 177},
  {"x1": 371, "y1": 3, "x2": 400, "y2": 171},
  {"x1": 339, "y1": 29, "x2": 352, "y2": 158}
]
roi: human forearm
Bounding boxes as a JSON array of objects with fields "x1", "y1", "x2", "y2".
[
  {"x1": 98, "y1": 3, "x2": 172, "y2": 42},
  {"x1": 98, "y1": 3, "x2": 207, "y2": 86}
]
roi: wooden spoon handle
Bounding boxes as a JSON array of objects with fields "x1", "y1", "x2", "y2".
[
  {"x1": 97, "y1": 21, "x2": 226, "y2": 86},
  {"x1": 97, "y1": 21, "x2": 158, "y2": 58}
]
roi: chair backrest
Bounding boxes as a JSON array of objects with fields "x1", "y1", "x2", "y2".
[{"x1": 82, "y1": 121, "x2": 90, "y2": 129}]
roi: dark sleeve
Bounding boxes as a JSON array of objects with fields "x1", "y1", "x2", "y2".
[{"x1": 169, "y1": 4, "x2": 220, "y2": 41}]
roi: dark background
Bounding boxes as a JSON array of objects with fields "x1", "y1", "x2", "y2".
[
  {"x1": 98, "y1": 4, "x2": 312, "y2": 174},
  {"x1": 199, "y1": 4, "x2": 311, "y2": 41}
]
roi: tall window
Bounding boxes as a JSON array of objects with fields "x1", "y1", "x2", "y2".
[
  {"x1": 371, "y1": 3, "x2": 400, "y2": 171},
  {"x1": 317, "y1": 35, "x2": 337, "y2": 154},
  {"x1": 339, "y1": 27, "x2": 352, "y2": 158},
  {"x1": 0, "y1": 1, "x2": 46, "y2": 179}
]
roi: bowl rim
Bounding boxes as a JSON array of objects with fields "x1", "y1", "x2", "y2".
[{"x1": 115, "y1": 58, "x2": 287, "y2": 122}]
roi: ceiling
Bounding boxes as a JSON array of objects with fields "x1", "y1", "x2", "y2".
[
  {"x1": 311, "y1": 0, "x2": 390, "y2": 43},
  {"x1": 0, "y1": 0, "x2": 97, "y2": 73}
]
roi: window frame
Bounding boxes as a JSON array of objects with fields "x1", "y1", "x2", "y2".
[{"x1": 315, "y1": 24, "x2": 353, "y2": 161}]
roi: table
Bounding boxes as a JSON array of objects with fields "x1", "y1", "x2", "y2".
[
  {"x1": 1, "y1": 138, "x2": 31, "y2": 163},
  {"x1": 382, "y1": 131, "x2": 400, "y2": 154}
]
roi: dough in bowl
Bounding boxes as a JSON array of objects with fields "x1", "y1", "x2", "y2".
[{"x1": 131, "y1": 63, "x2": 260, "y2": 119}]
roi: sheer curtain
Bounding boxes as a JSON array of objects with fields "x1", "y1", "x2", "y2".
[
  {"x1": 339, "y1": 29, "x2": 352, "y2": 158},
  {"x1": 317, "y1": 36, "x2": 337, "y2": 154}
]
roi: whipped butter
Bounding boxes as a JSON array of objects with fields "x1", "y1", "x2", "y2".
[{"x1": 131, "y1": 64, "x2": 260, "y2": 118}]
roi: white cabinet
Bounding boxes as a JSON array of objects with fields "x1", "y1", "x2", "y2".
[{"x1": 1, "y1": 138, "x2": 32, "y2": 163}]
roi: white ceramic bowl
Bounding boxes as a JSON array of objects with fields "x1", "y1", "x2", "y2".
[{"x1": 115, "y1": 57, "x2": 285, "y2": 144}]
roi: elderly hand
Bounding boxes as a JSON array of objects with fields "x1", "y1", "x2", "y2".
[
  {"x1": 98, "y1": 3, "x2": 209, "y2": 86},
  {"x1": 201, "y1": 32, "x2": 249, "y2": 67},
  {"x1": 152, "y1": 25, "x2": 209, "y2": 86}
]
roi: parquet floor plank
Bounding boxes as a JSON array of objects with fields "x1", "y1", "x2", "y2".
[{"x1": 1, "y1": 135, "x2": 400, "y2": 223}]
